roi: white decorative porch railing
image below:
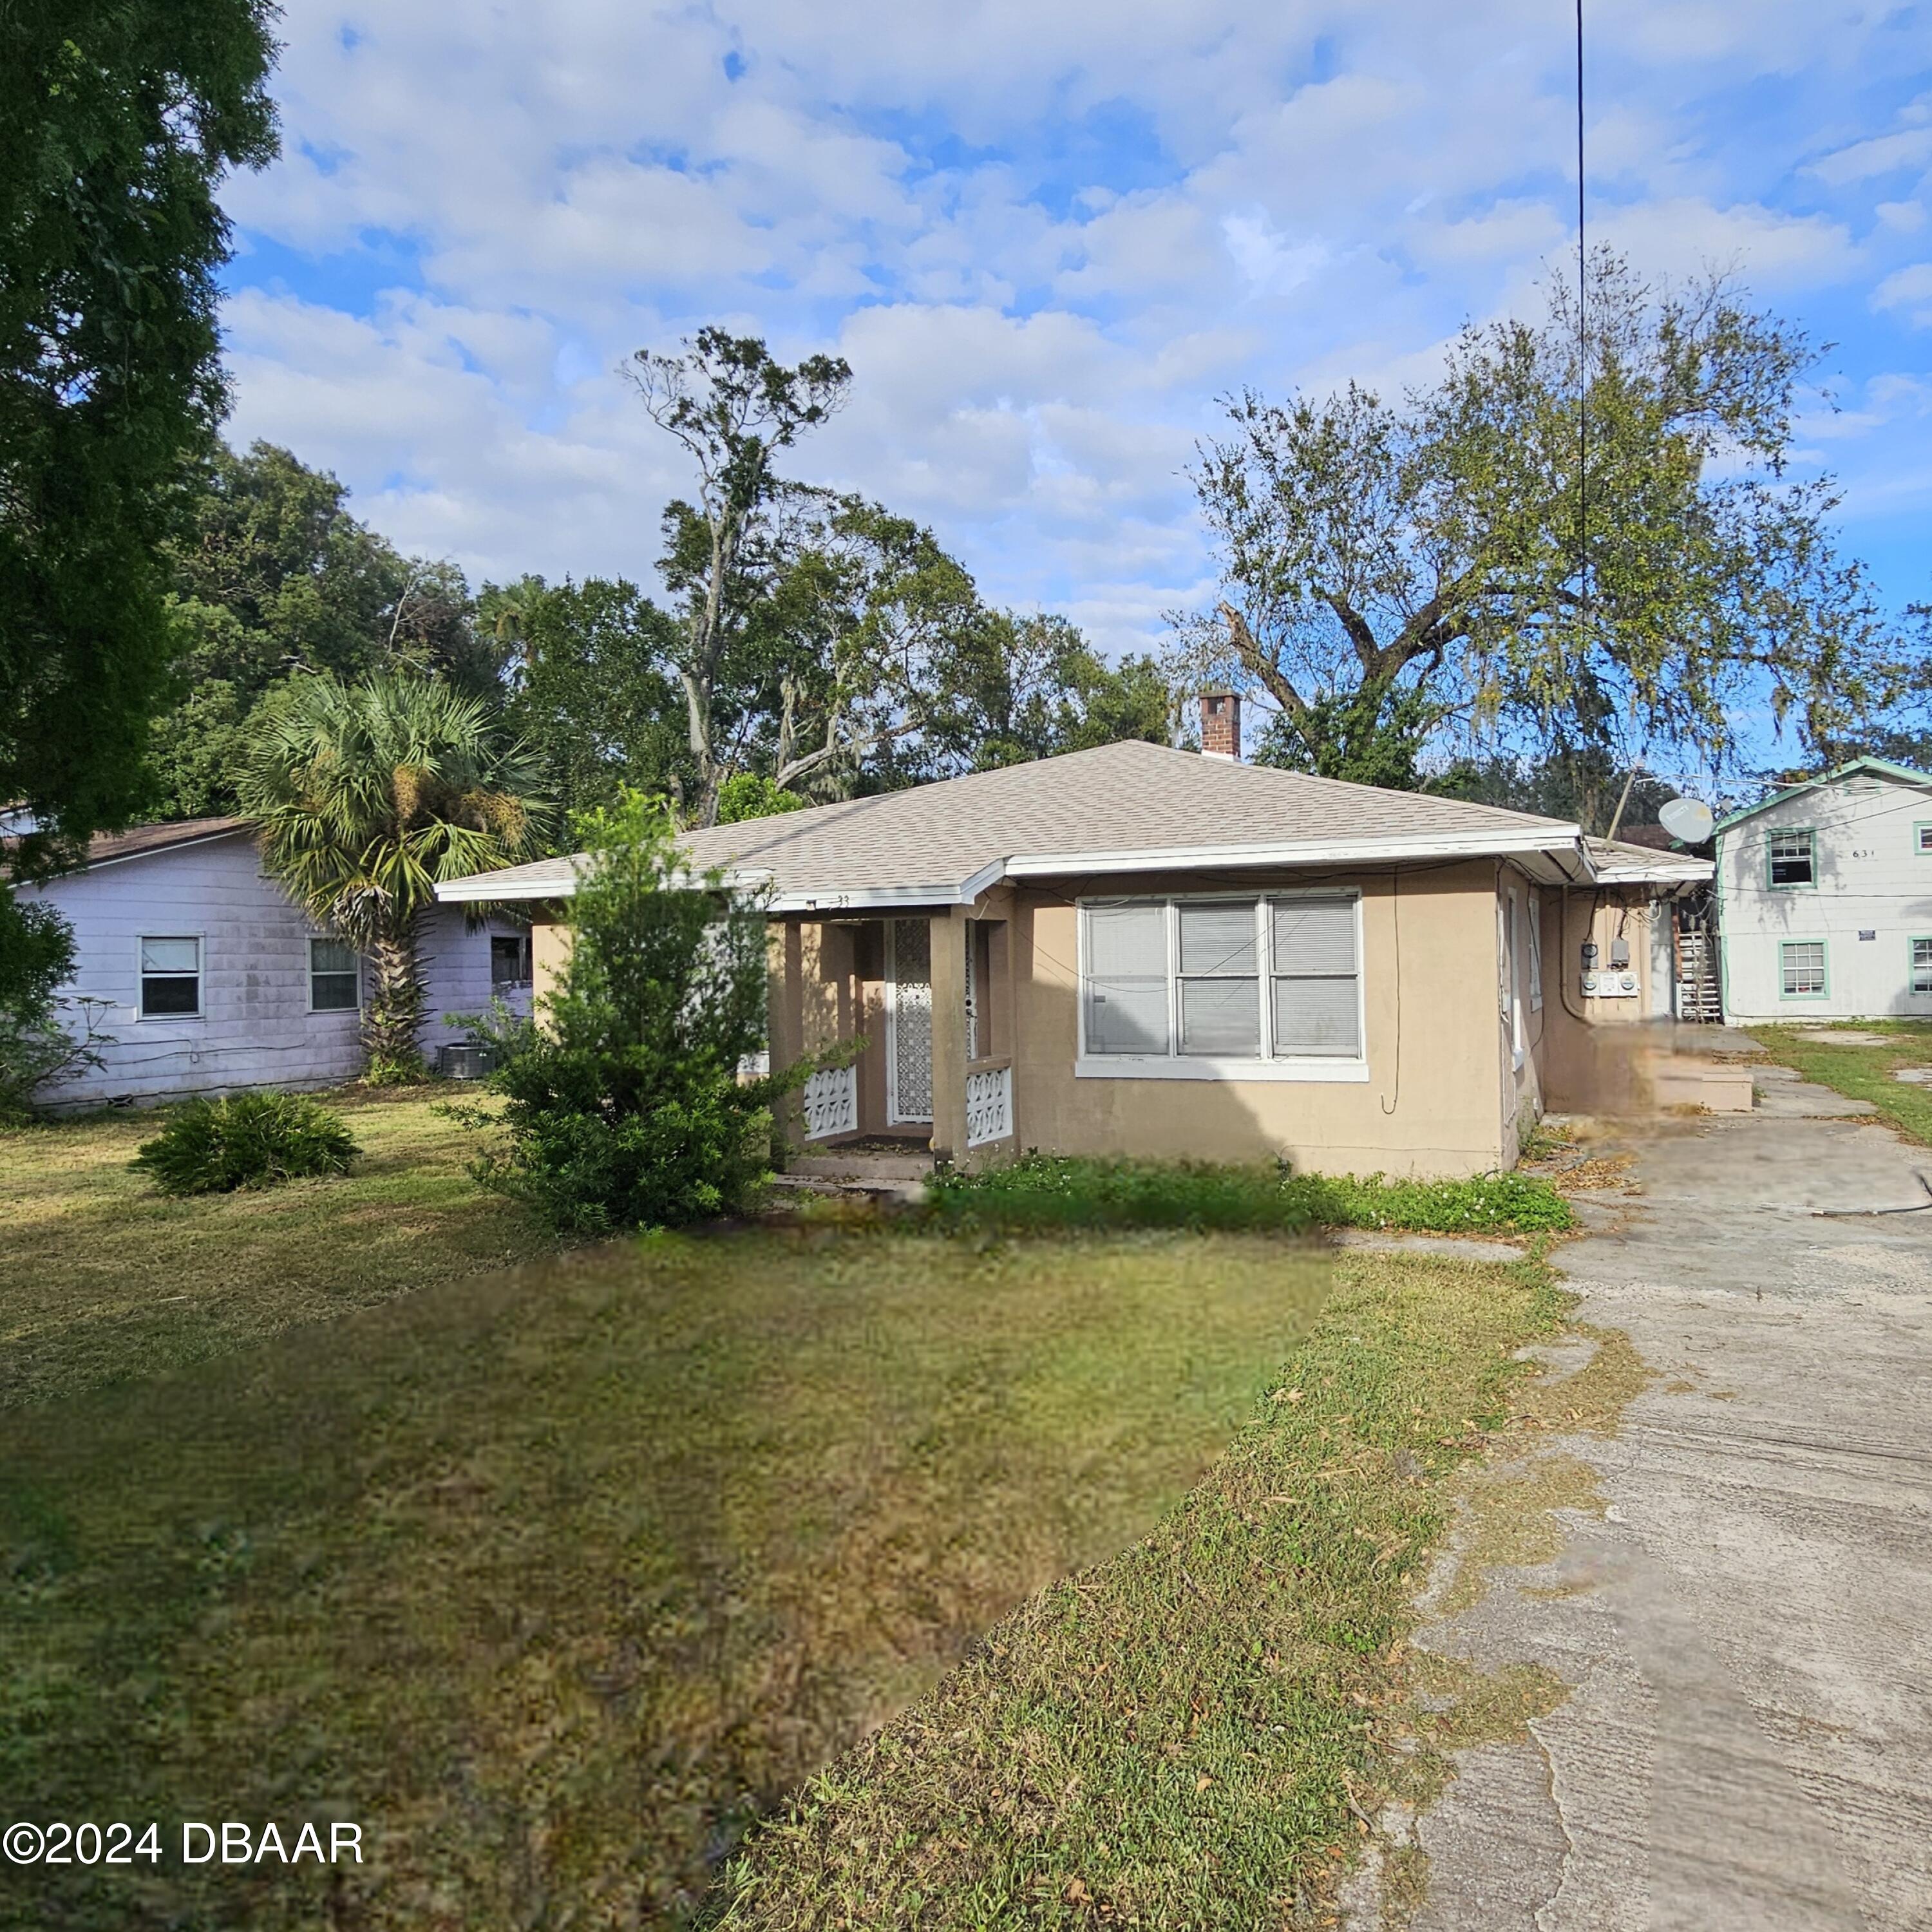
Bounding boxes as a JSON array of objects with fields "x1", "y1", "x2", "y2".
[
  {"x1": 801, "y1": 1064, "x2": 858, "y2": 1141},
  {"x1": 965, "y1": 1063, "x2": 1012, "y2": 1148}
]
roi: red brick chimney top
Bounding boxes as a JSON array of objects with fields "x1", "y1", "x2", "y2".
[{"x1": 1200, "y1": 691, "x2": 1241, "y2": 761}]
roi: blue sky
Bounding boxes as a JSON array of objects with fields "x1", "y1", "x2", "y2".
[{"x1": 218, "y1": 1, "x2": 1932, "y2": 763}]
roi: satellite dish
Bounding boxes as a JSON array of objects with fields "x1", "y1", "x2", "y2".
[{"x1": 1658, "y1": 797, "x2": 1715, "y2": 845}]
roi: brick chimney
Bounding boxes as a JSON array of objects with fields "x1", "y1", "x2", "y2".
[{"x1": 1200, "y1": 690, "x2": 1241, "y2": 761}]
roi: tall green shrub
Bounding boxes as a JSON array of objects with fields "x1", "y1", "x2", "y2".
[{"x1": 473, "y1": 792, "x2": 777, "y2": 1232}]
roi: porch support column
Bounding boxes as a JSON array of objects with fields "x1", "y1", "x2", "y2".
[
  {"x1": 768, "y1": 918, "x2": 806, "y2": 1145},
  {"x1": 928, "y1": 907, "x2": 969, "y2": 1166}
]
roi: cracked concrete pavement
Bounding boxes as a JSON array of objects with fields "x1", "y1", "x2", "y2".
[{"x1": 1358, "y1": 1081, "x2": 1932, "y2": 1931}]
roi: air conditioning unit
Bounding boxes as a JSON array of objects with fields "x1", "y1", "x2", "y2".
[{"x1": 437, "y1": 1039, "x2": 497, "y2": 1080}]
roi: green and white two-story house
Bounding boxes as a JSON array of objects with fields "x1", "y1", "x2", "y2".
[{"x1": 1715, "y1": 757, "x2": 1932, "y2": 1021}]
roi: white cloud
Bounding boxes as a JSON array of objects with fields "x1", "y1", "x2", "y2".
[
  {"x1": 1873, "y1": 262, "x2": 1932, "y2": 325},
  {"x1": 214, "y1": 0, "x2": 1932, "y2": 658}
]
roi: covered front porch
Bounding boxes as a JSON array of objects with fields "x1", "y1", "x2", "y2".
[{"x1": 766, "y1": 900, "x2": 1018, "y2": 1170}]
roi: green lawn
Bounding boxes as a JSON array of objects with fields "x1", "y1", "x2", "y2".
[
  {"x1": 2, "y1": 1097, "x2": 1586, "y2": 1930},
  {"x1": 712, "y1": 1248, "x2": 1567, "y2": 1930},
  {"x1": 1750, "y1": 1021, "x2": 1932, "y2": 1143},
  {"x1": 0, "y1": 1088, "x2": 563, "y2": 1408},
  {"x1": 1, "y1": 1222, "x2": 1329, "y2": 1931}
]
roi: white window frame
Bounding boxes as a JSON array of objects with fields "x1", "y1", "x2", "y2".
[
  {"x1": 1527, "y1": 893, "x2": 1544, "y2": 1011},
  {"x1": 308, "y1": 936, "x2": 362, "y2": 1014},
  {"x1": 1075, "y1": 889, "x2": 1367, "y2": 1083},
  {"x1": 1503, "y1": 889, "x2": 1524, "y2": 1067},
  {"x1": 138, "y1": 934, "x2": 204, "y2": 1021}
]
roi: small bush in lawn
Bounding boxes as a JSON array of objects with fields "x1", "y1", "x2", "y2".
[
  {"x1": 132, "y1": 1093, "x2": 359, "y2": 1195},
  {"x1": 466, "y1": 791, "x2": 783, "y2": 1234},
  {"x1": 930, "y1": 1155, "x2": 1573, "y2": 1236}
]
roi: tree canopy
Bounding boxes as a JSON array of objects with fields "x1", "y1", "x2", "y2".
[
  {"x1": 1179, "y1": 253, "x2": 1902, "y2": 791},
  {"x1": 0, "y1": 0, "x2": 276, "y2": 998},
  {"x1": 149, "y1": 442, "x2": 506, "y2": 817}
]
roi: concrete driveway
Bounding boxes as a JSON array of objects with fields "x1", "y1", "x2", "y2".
[{"x1": 1365, "y1": 1075, "x2": 1932, "y2": 1929}]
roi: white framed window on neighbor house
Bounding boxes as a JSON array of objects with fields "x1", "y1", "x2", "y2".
[
  {"x1": 1779, "y1": 940, "x2": 1828, "y2": 999},
  {"x1": 1767, "y1": 828, "x2": 1816, "y2": 888},
  {"x1": 308, "y1": 938, "x2": 361, "y2": 1012},
  {"x1": 1077, "y1": 891, "x2": 1365, "y2": 1081},
  {"x1": 1911, "y1": 938, "x2": 1932, "y2": 997},
  {"x1": 138, "y1": 936, "x2": 203, "y2": 1018}
]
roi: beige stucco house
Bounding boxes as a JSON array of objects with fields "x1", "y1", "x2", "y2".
[{"x1": 437, "y1": 734, "x2": 1711, "y2": 1179}]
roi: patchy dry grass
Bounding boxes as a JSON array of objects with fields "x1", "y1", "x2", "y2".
[
  {"x1": 709, "y1": 1250, "x2": 1567, "y2": 1931},
  {"x1": 0, "y1": 1227, "x2": 1328, "y2": 1932},
  {"x1": 1750, "y1": 1022, "x2": 1932, "y2": 1145},
  {"x1": 0, "y1": 1089, "x2": 564, "y2": 1407}
]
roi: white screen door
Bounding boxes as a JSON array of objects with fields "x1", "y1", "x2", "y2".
[{"x1": 886, "y1": 918, "x2": 933, "y2": 1124}]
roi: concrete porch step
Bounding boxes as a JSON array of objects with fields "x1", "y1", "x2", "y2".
[{"x1": 782, "y1": 1151, "x2": 935, "y2": 1184}]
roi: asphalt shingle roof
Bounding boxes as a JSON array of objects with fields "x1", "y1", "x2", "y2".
[{"x1": 440, "y1": 739, "x2": 1589, "y2": 906}]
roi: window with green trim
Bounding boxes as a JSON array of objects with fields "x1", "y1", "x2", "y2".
[
  {"x1": 1916, "y1": 823, "x2": 1932, "y2": 857},
  {"x1": 1767, "y1": 828, "x2": 1815, "y2": 887},
  {"x1": 1780, "y1": 941, "x2": 1826, "y2": 998}
]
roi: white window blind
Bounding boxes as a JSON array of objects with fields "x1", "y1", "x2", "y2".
[
  {"x1": 1271, "y1": 897, "x2": 1361, "y2": 1056},
  {"x1": 1084, "y1": 903, "x2": 1170, "y2": 1054},
  {"x1": 1177, "y1": 902, "x2": 1260, "y2": 1055}
]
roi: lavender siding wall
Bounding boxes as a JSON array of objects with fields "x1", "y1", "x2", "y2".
[{"x1": 20, "y1": 829, "x2": 533, "y2": 1106}]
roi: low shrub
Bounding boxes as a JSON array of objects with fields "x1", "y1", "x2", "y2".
[
  {"x1": 132, "y1": 1092, "x2": 360, "y2": 1196},
  {"x1": 928, "y1": 1154, "x2": 1573, "y2": 1236}
]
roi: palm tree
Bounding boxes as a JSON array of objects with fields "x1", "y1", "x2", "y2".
[{"x1": 242, "y1": 673, "x2": 553, "y2": 1082}]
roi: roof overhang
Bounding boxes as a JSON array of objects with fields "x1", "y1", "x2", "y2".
[
  {"x1": 1003, "y1": 827, "x2": 1591, "y2": 884},
  {"x1": 437, "y1": 827, "x2": 1602, "y2": 909}
]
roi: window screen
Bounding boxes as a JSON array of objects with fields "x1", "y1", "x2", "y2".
[
  {"x1": 491, "y1": 934, "x2": 533, "y2": 987},
  {"x1": 1271, "y1": 898, "x2": 1360, "y2": 1056},
  {"x1": 1914, "y1": 940, "x2": 1932, "y2": 996},
  {"x1": 310, "y1": 938, "x2": 360, "y2": 1011},
  {"x1": 140, "y1": 936, "x2": 201, "y2": 1017},
  {"x1": 1768, "y1": 829, "x2": 1814, "y2": 887},
  {"x1": 1781, "y1": 942, "x2": 1825, "y2": 997},
  {"x1": 1177, "y1": 902, "x2": 1260, "y2": 1055},
  {"x1": 1083, "y1": 904, "x2": 1170, "y2": 1054}
]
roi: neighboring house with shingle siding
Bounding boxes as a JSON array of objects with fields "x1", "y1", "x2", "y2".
[
  {"x1": 11, "y1": 817, "x2": 531, "y2": 1106},
  {"x1": 438, "y1": 714, "x2": 1712, "y2": 1179},
  {"x1": 1714, "y1": 757, "x2": 1932, "y2": 1022}
]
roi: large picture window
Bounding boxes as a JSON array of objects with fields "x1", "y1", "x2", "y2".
[
  {"x1": 139, "y1": 936, "x2": 202, "y2": 1018},
  {"x1": 1080, "y1": 893, "x2": 1363, "y2": 1077}
]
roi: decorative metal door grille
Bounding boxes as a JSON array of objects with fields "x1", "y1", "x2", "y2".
[{"x1": 889, "y1": 919, "x2": 933, "y2": 1122}]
